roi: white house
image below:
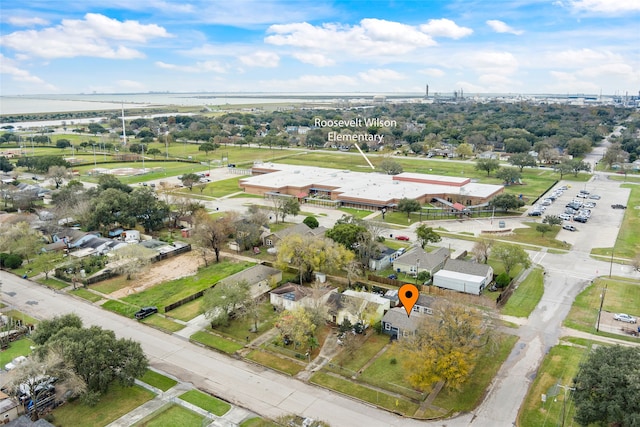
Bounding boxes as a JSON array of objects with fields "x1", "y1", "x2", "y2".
[
  {"x1": 327, "y1": 290, "x2": 390, "y2": 326},
  {"x1": 432, "y1": 259, "x2": 493, "y2": 295}
]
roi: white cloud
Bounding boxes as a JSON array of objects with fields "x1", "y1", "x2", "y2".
[
  {"x1": 238, "y1": 51, "x2": 280, "y2": 68},
  {"x1": 486, "y1": 20, "x2": 524, "y2": 35},
  {"x1": 0, "y1": 13, "x2": 171, "y2": 59},
  {"x1": 265, "y1": 18, "x2": 437, "y2": 58},
  {"x1": 564, "y1": 0, "x2": 640, "y2": 13},
  {"x1": 0, "y1": 53, "x2": 57, "y2": 90},
  {"x1": 419, "y1": 18, "x2": 473, "y2": 39},
  {"x1": 155, "y1": 60, "x2": 227, "y2": 73},
  {"x1": 419, "y1": 68, "x2": 446, "y2": 77},
  {"x1": 8, "y1": 16, "x2": 49, "y2": 27},
  {"x1": 544, "y1": 48, "x2": 623, "y2": 67},
  {"x1": 467, "y1": 51, "x2": 519, "y2": 76},
  {"x1": 260, "y1": 74, "x2": 357, "y2": 91},
  {"x1": 291, "y1": 52, "x2": 335, "y2": 67},
  {"x1": 358, "y1": 69, "x2": 405, "y2": 84},
  {"x1": 546, "y1": 70, "x2": 601, "y2": 92}
]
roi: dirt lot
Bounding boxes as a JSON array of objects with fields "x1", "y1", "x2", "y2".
[{"x1": 110, "y1": 251, "x2": 203, "y2": 298}]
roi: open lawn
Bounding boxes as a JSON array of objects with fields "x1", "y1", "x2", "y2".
[
  {"x1": 51, "y1": 383, "x2": 155, "y2": 427},
  {"x1": 122, "y1": 260, "x2": 253, "y2": 309},
  {"x1": 564, "y1": 276, "x2": 640, "y2": 336},
  {"x1": 101, "y1": 299, "x2": 139, "y2": 318},
  {"x1": 214, "y1": 300, "x2": 279, "y2": 341},
  {"x1": 179, "y1": 389, "x2": 231, "y2": 416},
  {"x1": 245, "y1": 349, "x2": 306, "y2": 376},
  {"x1": 487, "y1": 222, "x2": 569, "y2": 250},
  {"x1": 36, "y1": 277, "x2": 70, "y2": 290},
  {"x1": 591, "y1": 184, "x2": 640, "y2": 259},
  {"x1": 518, "y1": 343, "x2": 586, "y2": 427},
  {"x1": 141, "y1": 315, "x2": 185, "y2": 333},
  {"x1": 134, "y1": 404, "x2": 204, "y2": 427},
  {"x1": 339, "y1": 207, "x2": 375, "y2": 220},
  {"x1": 71, "y1": 288, "x2": 103, "y2": 302},
  {"x1": 310, "y1": 371, "x2": 420, "y2": 416},
  {"x1": 190, "y1": 330, "x2": 244, "y2": 354},
  {"x1": 240, "y1": 418, "x2": 280, "y2": 427},
  {"x1": 174, "y1": 176, "x2": 244, "y2": 198},
  {"x1": 329, "y1": 332, "x2": 389, "y2": 374},
  {"x1": 73, "y1": 161, "x2": 210, "y2": 185},
  {"x1": 501, "y1": 267, "x2": 545, "y2": 318},
  {"x1": 359, "y1": 343, "x2": 424, "y2": 401},
  {"x1": 165, "y1": 298, "x2": 203, "y2": 322},
  {"x1": 0, "y1": 337, "x2": 34, "y2": 367},
  {"x1": 138, "y1": 369, "x2": 177, "y2": 392}
]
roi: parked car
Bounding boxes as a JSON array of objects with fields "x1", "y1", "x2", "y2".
[
  {"x1": 589, "y1": 194, "x2": 601, "y2": 200},
  {"x1": 573, "y1": 216, "x2": 588, "y2": 223},
  {"x1": 611, "y1": 204, "x2": 627, "y2": 209},
  {"x1": 576, "y1": 193, "x2": 589, "y2": 198},
  {"x1": 528, "y1": 210, "x2": 542, "y2": 216},
  {"x1": 562, "y1": 224, "x2": 576, "y2": 231},
  {"x1": 613, "y1": 313, "x2": 637, "y2": 323},
  {"x1": 559, "y1": 213, "x2": 573, "y2": 220},
  {"x1": 395, "y1": 235, "x2": 410, "y2": 241},
  {"x1": 134, "y1": 306, "x2": 158, "y2": 320}
]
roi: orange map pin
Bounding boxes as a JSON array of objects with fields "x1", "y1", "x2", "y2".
[{"x1": 398, "y1": 284, "x2": 419, "y2": 317}]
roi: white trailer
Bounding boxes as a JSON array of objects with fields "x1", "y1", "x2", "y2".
[{"x1": 432, "y1": 270, "x2": 486, "y2": 295}]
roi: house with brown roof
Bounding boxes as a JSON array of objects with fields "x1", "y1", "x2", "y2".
[{"x1": 269, "y1": 282, "x2": 336, "y2": 311}]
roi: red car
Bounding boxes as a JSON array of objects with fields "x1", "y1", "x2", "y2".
[{"x1": 395, "y1": 235, "x2": 410, "y2": 241}]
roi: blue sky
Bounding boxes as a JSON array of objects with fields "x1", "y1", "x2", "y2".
[{"x1": 1, "y1": 0, "x2": 638, "y2": 95}]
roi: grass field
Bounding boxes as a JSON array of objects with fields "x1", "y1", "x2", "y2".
[
  {"x1": 174, "y1": 176, "x2": 244, "y2": 198},
  {"x1": 121, "y1": 260, "x2": 253, "y2": 309},
  {"x1": 178, "y1": 389, "x2": 231, "y2": 416},
  {"x1": 3, "y1": 309, "x2": 39, "y2": 325},
  {"x1": 90, "y1": 276, "x2": 132, "y2": 294},
  {"x1": 101, "y1": 299, "x2": 139, "y2": 318},
  {"x1": 50, "y1": 383, "x2": 155, "y2": 427},
  {"x1": 245, "y1": 350, "x2": 306, "y2": 376},
  {"x1": 564, "y1": 276, "x2": 640, "y2": 335},
  {"x1": 501, "y1": 267, "x2": 545, "y2": 317},
  {"x1": 190, "y1": 330, "x2": 244, "y2": 354},
  {"x1": 141, "y1": 315, "x2": 185, "y2": 332},
  {"x1": 311, "y1": 371, "x2": 420, "y2": 416},
  {"x1": 138, "y1": 369, "x2": 178, "y2": 392},
  {"x1": 134, "y1": 404, "x2": 204, "y2": 427},
  {"x1": 518, "y1": 343, "x2": 587, "y2": 427},
  {"x1": 72, "y1": 161, "x2": 210, "y2": 184},
  {"x1": 165, "y1": 297, "x2": 203, "y2": 322},
  {"x1": 328, "y1": 333, "x2": 388, "y2": 374},
  {"x1": 214, "y1": 300, "x2": 279, "y2": 341},
  {"x1": 36, "y1": 277, "x2": 70, "y2": 290},
  {"x1": 240, "y1": 418, "x2": 280, "y2": 427},
  {"x1": 0, "y1": 337, "x2": 34, "y2": 367}
]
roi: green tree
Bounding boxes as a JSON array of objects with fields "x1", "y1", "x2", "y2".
[
  {"x1": 203, "y1": 280, "x2": 251, "y2": 327},
  {"x1": 326, "y1": 222, "x2": 368, "y2": 249},
  {"x1": 508, "y1": 153, "x2": 537, "y2": 172},
  {"x1": 146, "y1": 147, "x2": 161, "y2": 158},
  {"x1": 98, "y1": 174, "x2": 133, "y2": 193},
  {"x1": 397, "y1": 197, "x2": 421, "y2": 219},
  {"x1": 128, "y1": 187, "x2": 170, "y2": 232},
  {"x1": 32, "y1": 313, "x2": 83, "y2": 345},
  {"x1": 489, "y1": 193, "x2": 525, "y2": 212},
  {"x1": 535, "y1": 223, "x2": 552, "y2": 236},
  {"x1": 491, "y1": 244, "x2": 530, "y2": 276},
  {"x1": 56, "y1": 139, "x2": 72, "y2": 149},
  {"x1": 601, "y1": 143, "x2": 627, "y2": 168},
  {"x1": 282, "y1": 197, "x2": 300, "y2": 222},
  {"x1": 401, "y1": 302, "x2": 491, "y2": 391},
  {"x1": 378, "y1": 158, "x2": 403, "y2": 175},
  {"x1": 455, "y1": 143, "x2": 474, "y2": 159},
  {"x1": 475, "y1": 158, "x2": 500, "y2": 176},
  {"x1": 303, "y1": 216, "x2": 319, "y2": 229},
  {"x1": 199, "y1": 142, "x2": 218, "y2": 155},
  {"x1": 46, "y1": 325, "x2": 148, "y2": 394},
  {"x1": 566, "y1": 137, "x2": 592, "y2": 157},
  {"x1": 179, "y1": 173, "x2": 201, "y2": 191},
  {"x1": 495, "y1": 167, "x2": 522, "y2": 185},
  {"x1": 275, "y1": 308, "x2": 315, "y2": 349},
  {"x1": 415, "y1": 224, "x2": 441, "y2": 248},
  {"x1": 568, "y1": 159, "x2": 591, "y2": 176},
  {"x1": 573, "y1": 345, "x2": 640, "y2": 427},
  {"x1": 0, "y1": 156, "x2": 14, "y2": 172},
  {"x1": 543, "y1": 215, "x2": 562, "y2": 226},
  {"x1": 554, "y1": 161, "x2": 573, "y2": 179}
]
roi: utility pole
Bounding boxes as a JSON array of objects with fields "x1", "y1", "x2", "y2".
[
  {"x1": 596, "y1": 284, "x2": 607, "y2": 332},
  {"x1": 609, "y1": 248, "x2": 615, "y2": 278},
  {"x1": 557, "y1": 383, "x2": 575, "y2": 427}
]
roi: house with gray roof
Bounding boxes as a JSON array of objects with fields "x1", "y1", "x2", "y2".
[
  {"x1": 392, "y1": 247, "x2": 450, "y2": 277},
  {"x1": 219, "y1": 264, "x2": 282, "y2": 299},
  {"x1": 261, "y1": 223, "x2": 326, "y2": 247},
  {"x1": 381, "y1": 307, "x2": 425, "y2": 340},
  {"x1": 433, "y1": 259, "x2": 493, "y2": 295},
  {"x1": 270, "y1": 282, "x2": 336, "y2": 311}
]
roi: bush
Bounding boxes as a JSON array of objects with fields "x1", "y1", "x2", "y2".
[
  {"x1": 0, "y1": 253, "x2": 23, "y2": 269},
  {"x1": 495, "y1": 272, "x2": 511, "y2": 289},
  {"x1": 303, "y1": 216, "x2": 319, "y2": 229},
  {"x1": 390, "y1": 357, "x2": 397, "y2": 365}
]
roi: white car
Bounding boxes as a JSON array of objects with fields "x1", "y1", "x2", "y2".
[
  {"x1": 559, "y1": 214, "x2": 572, "y2": 220},
  {"x1": 613, "y1": 313, "x2": 637, "y2": 323}
]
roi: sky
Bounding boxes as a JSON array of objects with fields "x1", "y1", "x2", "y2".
[{"x1": 0, "y1": 0, "x2": 639, "y2": 96}]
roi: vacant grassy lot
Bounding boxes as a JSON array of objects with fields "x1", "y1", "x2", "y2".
[
  {"x1": 214, "y1": 300, "x2": 279, "y2": 341},
  {"x1": 174, "y1": 176, "x2": 244, "y2": 198},
  {"x1": 101, "y1": 299, "x2": 139, "y2": 318},
  {"x1": 138, "y1": 369, "x2": 178, "y2": 391},
  {"x1": 122, "y1": 260, "x2": 253, "y2": 309},
  {"x1": 36, "y1": 277, "x2": 70, "y2": 290},
  {"x1": 0, "y1": 337, "x2": 33, "y2": 367},
  {"x1": 190, "y1": 330, "x2": 244, "y2": 354},
  {"x1": 165, "y1": 298, "x2": 203, "y2": 322},
  {"x1": 488, "y1": 222, "x2": 569, "y2": 250},
  {"x1": 311, "y1": 371, "x2": 420, "y2": 416},
  {"x1": 245, "y1": 350, "x2": 306, "y2": 376},
  {"x1": 178, "y1": 389, "x2": 231, "y2": 416},
  {"x1": 328, "y1": 333, "x2": 388, "y2": 374},
  {"x1": 51, "y1": 383, "x2": 155, "y2": 427},
  {"x1": 501, "y1": 267, "x2": 545, "y2": 318},
  {"x1": 90, "y1": 276, "x2": 132, "y2": 294},
  {"x1": 134, "y1": 404, "x2": 204, "y2": 427},
  {"x1": 564, "y1": 276, "x2": 640, "y2": 335},
  {"x1": 518, "y1": 342, "x2": 587, "y2": 427},
  {"x1": 73, "y1": 161, "x2": 210, "y2": 184}
]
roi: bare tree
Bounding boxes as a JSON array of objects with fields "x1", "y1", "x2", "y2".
[
  {"x1": 193, "y1": 210, "x2": 234, "y2": 264},
  {"x1": 471, "y1": 239, "x2": 493, "y2": 264},
  {"x1": 48, "y1": 166, "x2": 71, "y2": 189},
  {"x1": 109, "y1": 245, "x2": 156, "y2": 280}
]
